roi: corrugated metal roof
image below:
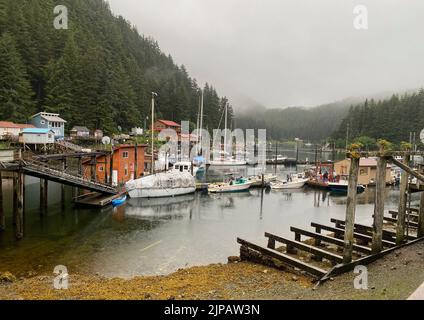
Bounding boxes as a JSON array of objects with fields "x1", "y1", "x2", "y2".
[
  {"x1": 157, "y1": 120, "x2": 181, "y2": 127},
  {"x1": 0, "y1": 121, "x2": 34, "y2": 129},
  {"x1": 22, "y1": 128, "x2": 54, "y2": 134},
  {"x1": 31, "y1": 112, "x2": 67, "y2": 123}
]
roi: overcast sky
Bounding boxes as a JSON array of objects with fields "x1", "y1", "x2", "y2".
[{"x1": 107, "y1": 0, "x2": 424, "y2": 109}]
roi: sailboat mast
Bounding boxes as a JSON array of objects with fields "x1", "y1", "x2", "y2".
[
  {"x1": 151, "y1": 92, "x2": 157, "y2": 174},
  {"x1": 224, "y1": 102, "x2": 228, "y2": 153},
  {"x1": 199, "y1": 90, "x2": 204, "y2": 153}
]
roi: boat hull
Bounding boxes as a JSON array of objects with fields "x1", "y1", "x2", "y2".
[
  {"x1": 271, "y1": 179, "x2": 308, "y2": 190},
  {"x1": 208, "y1": 182, "x2": 252, "y2": 193},
  {"x1": 128, "y1": 187, "x2": 196, "y2": 198},
  {"x1": 209, "y1": 160, "x2": 247, "y2": 166}
]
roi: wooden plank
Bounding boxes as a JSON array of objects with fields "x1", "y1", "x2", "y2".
[
  {"x1": 265, "y1": 232, "x2": 343, "y2": 264},
  {"x1": 290, "y1": 226, "x2": 372, "y2": 255},
  {"x1": 331, "y1": 218, "x2": 416, "y2": 241},
  {"x1": 237, "y1": 238, "x2": 327, "y2": 278},
  {"x1": 343, "y1": 156, "x2": 360, "y2": 263},
  {"x1": 389, "y1": 210, "x2": 419, "y2": 219},
  {"x1": 384, "y1": 216, "x2": 418, "y2": 228},
  {"x1": 311, "y1": 222, "x2": 396, "y2": 248}
]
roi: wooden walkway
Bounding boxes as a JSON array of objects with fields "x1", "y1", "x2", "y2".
[{"x1": 0, "y1": 160, "x2": 117, "y2": 195}]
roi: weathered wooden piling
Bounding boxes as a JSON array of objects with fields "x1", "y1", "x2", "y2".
[
  {"x1": 91, "y1": 155, "x2": 97, "y2": 182},
  {"x1": 14, "y1": 171, "x2": 24, "y2": 239},
  {"x1": 396, "y1": 155, "x2": 410, "y2": 245},
  {"x1": 61, "y1": 159, "x2": 67, "y2": 207},
  {"x1": 372, "y1": 156, "x2": 387, "y2": 253},
  {"x1": 40, "y1": 178, "x2": 48, "y2": 211},
  {"x1": 0, "y1": 172, "x2": 4, "y2": 231},
  {"x1": 343, "y1": 156, "x2": 360, "y2": 263},
  {"x1": 419, "y1": 190, "x2": 424, "y2": 238}
]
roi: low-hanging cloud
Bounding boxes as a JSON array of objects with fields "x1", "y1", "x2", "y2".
[{"x1": 107, "y1": 0, "x2": 424, "y2": 109}]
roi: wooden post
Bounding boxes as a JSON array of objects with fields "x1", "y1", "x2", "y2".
[
  {"x1": 104, "y1": 154, "x2": 109, "y2": 184},
  {"x1": 110, "y1": 150, "x2": 114, "y2": 186},
  {"x1": 0, "y1": 172, "x2": 4, "y2": 231},
  {"x1": 134, "y1": 144, "x2": 138, "y2": 179},
  {"x1": 372, "y1": 157, "x2": 387, "y2": 253},
  {"x1": 396, "y1": 155, "x2": 410, "y2": 245},
  {"x1": 343, "y1": 156, "x2": 360, "y2": 263},
  {"x1": 13, "y1": 173, "x2": 18, "y2": 225},
  {"x1": 40, "y1": 179, "x2": 48, "y2": 211},
  {"x1": 419, "y1": 191, "x2": 424, "y2": 238},
  {"x1": 61, "y1": 159, "x2": 66, "y2": 208},
  {"x1": 15, "y1": 171, "x2": 24, "y2": 239},
  {"x1": 91, "y1": 156, "x2": 97, "y2": 182}
]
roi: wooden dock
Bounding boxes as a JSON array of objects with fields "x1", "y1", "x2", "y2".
[
  {"x1": 237, "y1": 149, "x2": 424, "y2": 282},
  {"x1": 74, "y1": 192, "x2": 125, "y2": 207}
]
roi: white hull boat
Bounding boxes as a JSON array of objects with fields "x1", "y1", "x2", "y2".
[
  {"x1": 126, "y1": 172, "x2": 196, "y2": 198},
  {"x1": 208, "y1": 178, "x2": 252, "y2": 193},
  {"x1": 248, "y1": 174, "x2": 278, "y2": 187},
  {"x1": 271, "y1": 178, "x2": 308, "y2": 190}
]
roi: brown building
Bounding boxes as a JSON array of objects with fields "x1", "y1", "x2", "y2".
[
  {"x1": 83, "y1": 144, "x2": 147, "y2": 186},
  {"x1": 152, "y1": 119, "x2": 181, "y2": 133},
  {"x1": 334, "y1": 157, "x2": 393, "y2": 186}
]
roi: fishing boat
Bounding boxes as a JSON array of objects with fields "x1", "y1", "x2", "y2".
[
  {"x1": 112, "y1": 195, "x2": 127, "y2": 206},
  {"x1": 327, "y1": 176, "x2": 366, "y2": 194},
  {"x1": 125, "y1": 92, "x2": 196, "y2": 199},
  {"x1": 248, "y1": 174, "x2": 278, "y2": 187},
  {"x1": 271, "y1": 174, "x2": 308, "y2": 190},
  {"x1": 126, "y1": 171, "x2": 196, "y2": 198},
  {"x1": 266, "y1": 155, "x2": 287, "y2": 165},
  {"x1": 210, "y1": 103, "x2": 247, "y2": 166},
  {"x1": 208, "y1": 177, "x2": 252, "y2": 193}
]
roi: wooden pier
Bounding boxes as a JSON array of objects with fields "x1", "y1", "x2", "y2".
[{"x1": 238, "y1": 147, "x2": 424, "y2": 281}]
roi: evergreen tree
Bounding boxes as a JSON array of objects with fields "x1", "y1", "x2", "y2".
[{"x1": 0, "y1": 32, "x2": 35, "y2": 122}]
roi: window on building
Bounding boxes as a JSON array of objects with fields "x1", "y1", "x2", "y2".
[
  {"x1": 98, "y1": 166, "x2": 104, "y2": 172},
  {"x1": 360, "y1": 168, "x2": 368, "y2": 176},
  {"x1": 123, "y1": 151, "x2": 129, "y2": 159},
  {"x1": 124, "y1": 165, "x2": 128, "y2": 176},
  {"x1": 40, "y1": 120, "x2": 45, "y2": 125}
]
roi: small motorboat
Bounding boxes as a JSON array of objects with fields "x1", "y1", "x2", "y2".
[
  {"x1": 248, "y1": 174, "x2": 278, "y2": 187},
  {"x1": 271, "y1": 176, "x2": 308, "y2": 190},
  {"x1": 112, "y1": 195, "x2": 127, "y2": 206},
  {"x1": 208, "y1": 178, "x2": 252, "y2": 193}
]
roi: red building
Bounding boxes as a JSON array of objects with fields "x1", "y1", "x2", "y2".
[
  {"x1": 83, "y1": 144, "x2": 147, "y2": 186},
  {"x1": 152, "y1": 119, "x2": 181, "y2": 133}
]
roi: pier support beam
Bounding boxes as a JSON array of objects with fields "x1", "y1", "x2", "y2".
[
  {"x1": 418, "y1": 191, "x2": 424, "y2": 238},
  {"x1": 40, "y1": 178, "x2": 48, "y2": 211},
  {"x1": 343, "y1": 156, "x2": 360, "y2": 263},
  {"x1": 372, "y1": 157, "x2": 387, "y2": 253},
  {"x1": 0, "y1": 172, "x2": 4, "y2": 231},
  {"x1": 396, "y1": 155, "x2": 410, "y2": 245},
  {"x1": 14, "y1": 172, "x2": 24, "y2": 239},
  {"x1": 61, "y1": 159, "x2": 67, "y2": 208}
]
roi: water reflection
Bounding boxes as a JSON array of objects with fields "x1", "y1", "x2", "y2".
[{"x1": 0, "y1": 167, "x2": 414, "y2": 278}]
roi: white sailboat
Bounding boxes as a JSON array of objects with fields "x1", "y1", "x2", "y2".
[
  {"x1": 210, "y1": 102, "x2": 247, "y2": 166},
  {"x1": 125, "y1": 93, "x2": 196, "y2": 198}
]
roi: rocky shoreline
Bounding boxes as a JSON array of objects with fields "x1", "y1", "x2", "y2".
[{"x1": 1, "y1": 239, "x2": 424, "y2": 300}]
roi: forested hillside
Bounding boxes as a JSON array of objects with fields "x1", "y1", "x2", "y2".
[
  {"x1": 0, "y1": 0, "x2": 231, "y2": 134},
  {"x1": 332, "y1": 90, "x2": 424, "y2": 146},
  {"x1": 236, "y1": 100, "x2": 354, "y2": 141}
]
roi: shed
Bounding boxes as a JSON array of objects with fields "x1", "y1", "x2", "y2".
[
  {"x1": 70, "y1": 126, "x2": 90, "y2": 138},
  {"x1": 20, "y1": 128, "x2": 55, "y2": 145}
]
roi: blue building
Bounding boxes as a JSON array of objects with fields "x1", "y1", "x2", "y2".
[{"x1": 30, "y1": 112, "x2": 66, "y2": 139}]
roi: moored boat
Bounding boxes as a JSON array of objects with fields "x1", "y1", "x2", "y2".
[
  {"x1": 125, "y1": 171, "x2": 196, "y2": 198},
  {"x1": 208, "y1": 177, "x2": 252, "y2": 193},
  {"x1": 271, "y1": 176, "x2": 308, "y2": 190}
]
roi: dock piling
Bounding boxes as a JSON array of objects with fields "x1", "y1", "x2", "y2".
[
  {"x1": 14, "y1": 172, "x2": 24, "y2": 239},
  {"x1": 343, "y1": 156, "x2": 360, "y2": 263},
  {"x1": 396, "y1": 155, "x2": 410, "y2": 245},
  {"x1": 0, "y1": 172, "x2": 4, "y2": 231},
  {"x1": 372, "y1": 156, "x2": 387, "y2": 253}
]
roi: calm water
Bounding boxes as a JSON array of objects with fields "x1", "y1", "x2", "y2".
[{"x1": 0, "y1": 166, "x2": 418, "y2": 278}]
